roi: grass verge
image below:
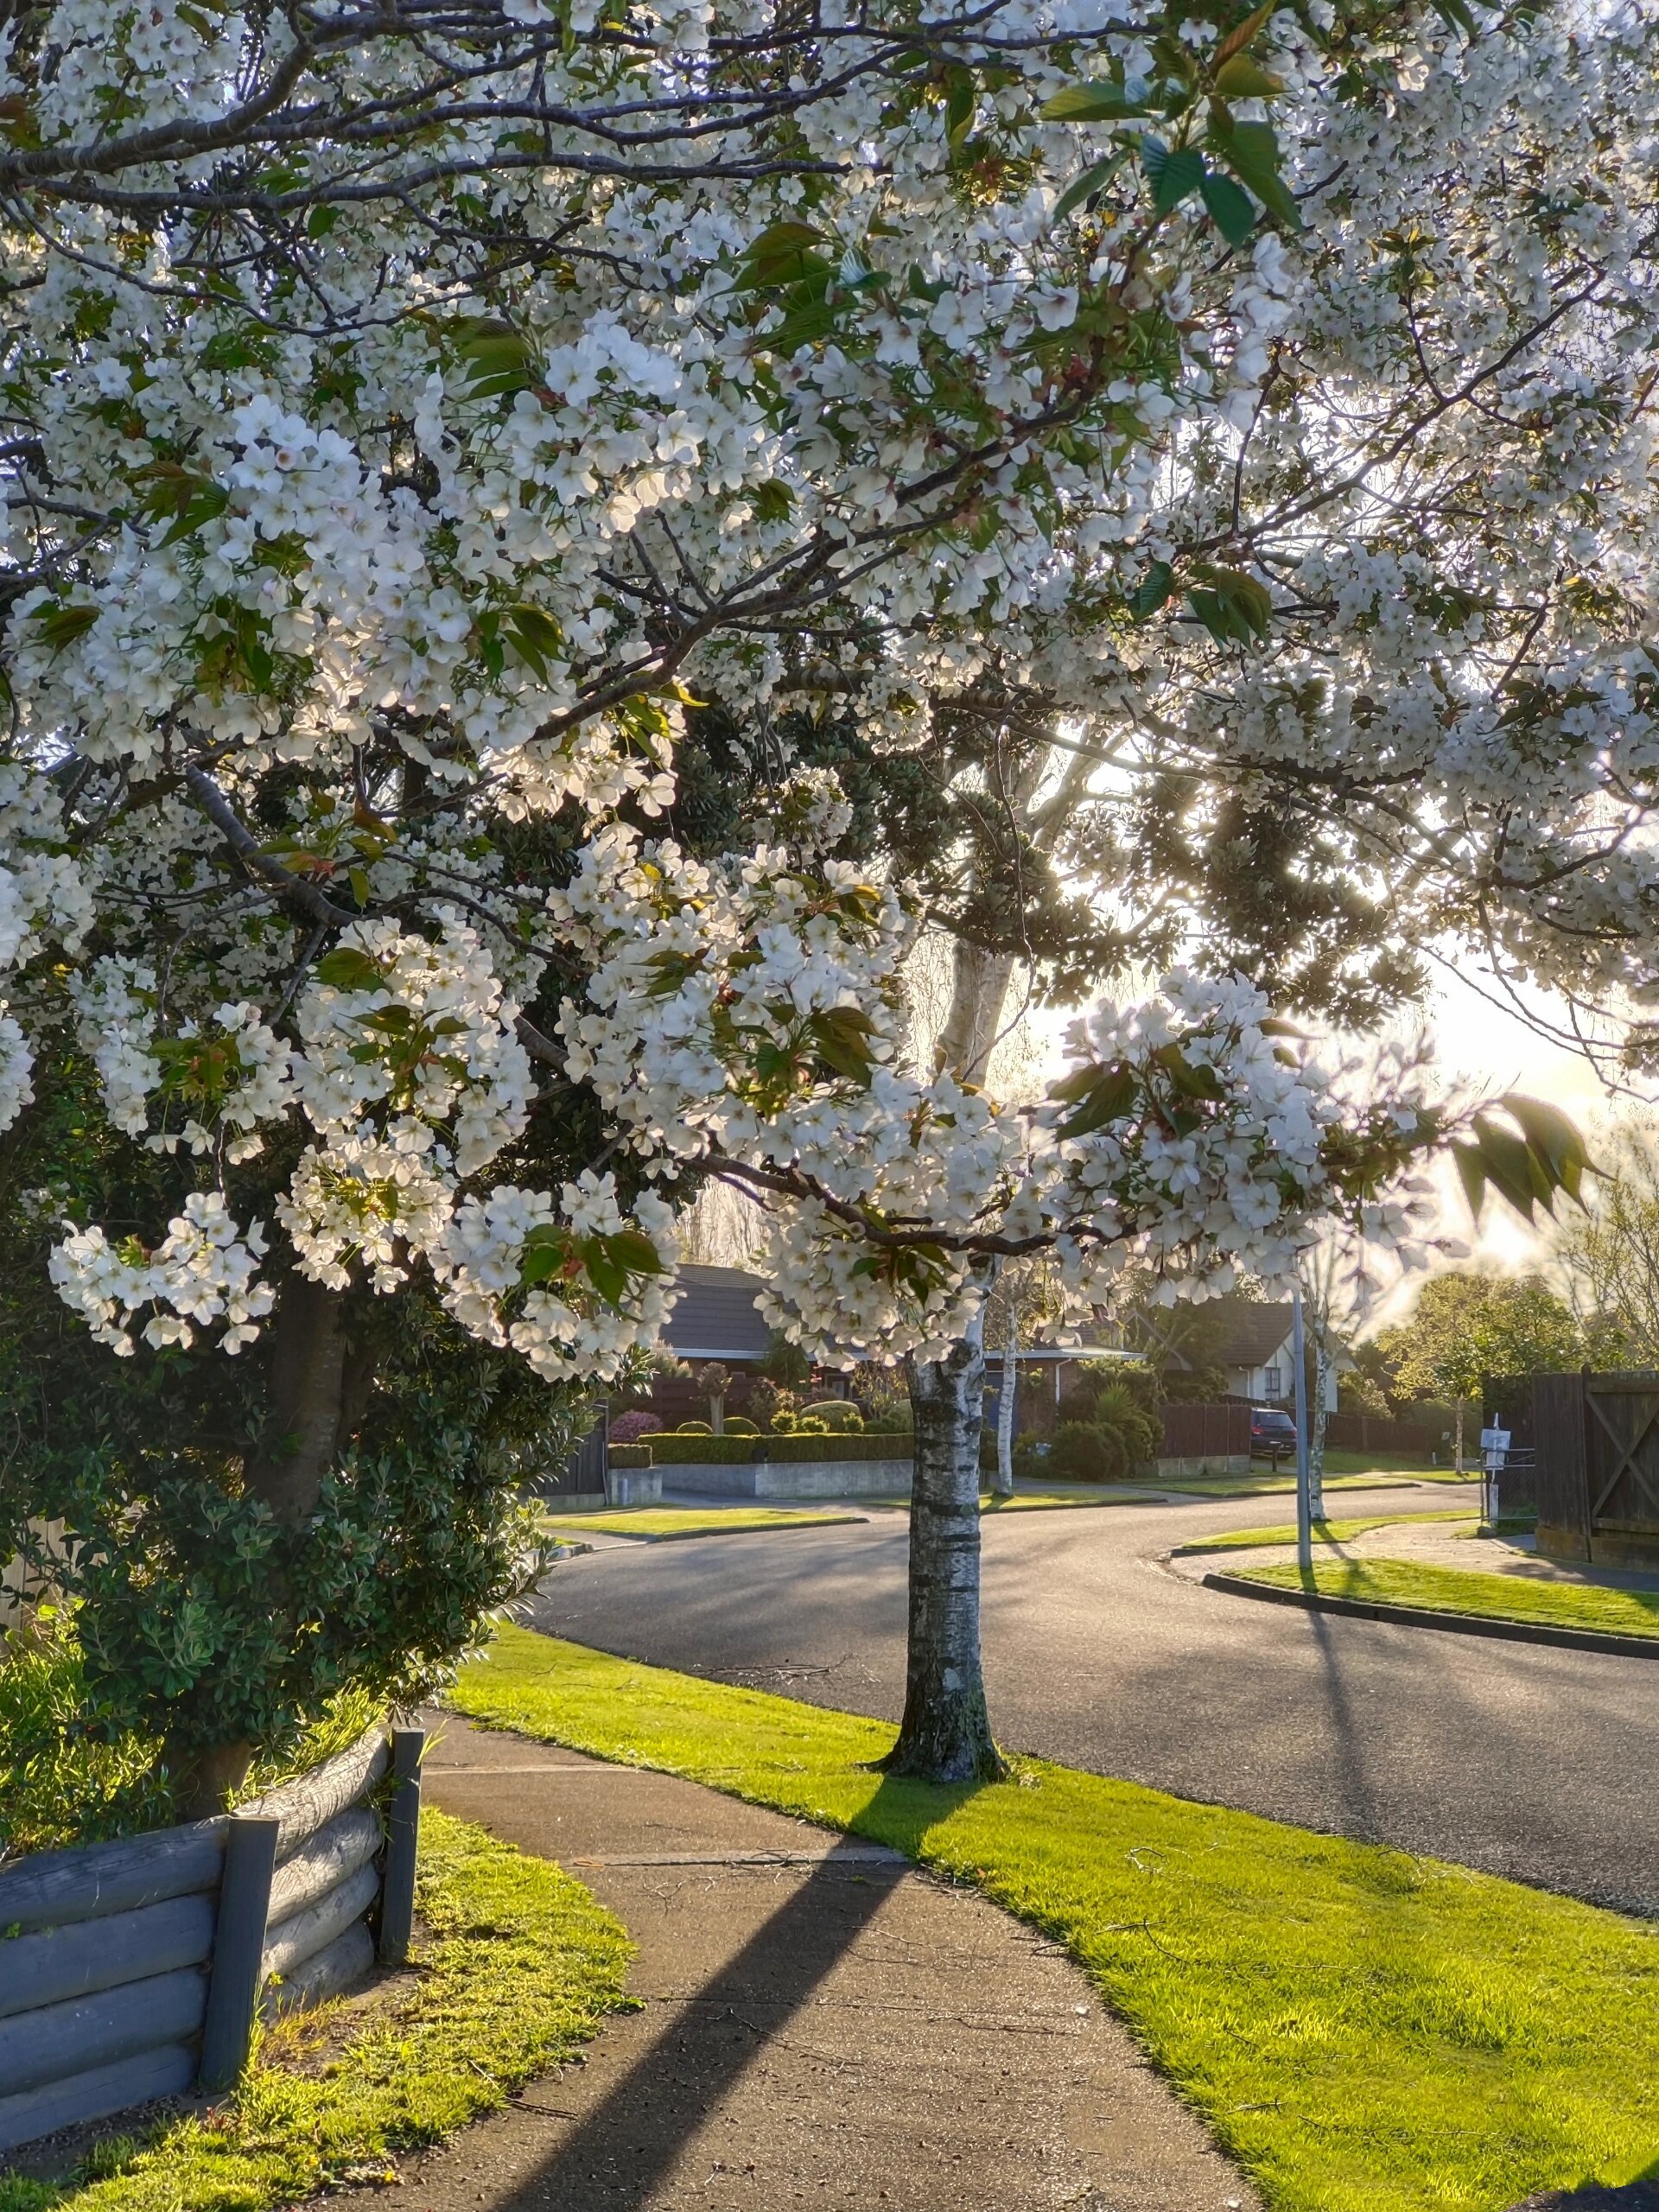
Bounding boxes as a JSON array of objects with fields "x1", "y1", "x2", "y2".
[
  {"x1": 1173, "y1": 1510, "x2": 1478, "y2": 1557},
  {"x1": 1158, "y1": 1468, "x2": 1467, "y2": 1497},
  {"x1": 861, "y1": 1484, "x2": 1162, "y2": 1513},
  {"x1": 451, "y1": 1624, "x2": 1659, "y2": 2212},
  {"x1": 0, "y1": 1808, "x2": 632, "y2": 2212},
  {"x1": 1241, "y1": 1556, "x2": 1659, "y2": 1641},
  {"x1": 543, "y1": 1505, "x2": 867, "y2": 1541}
]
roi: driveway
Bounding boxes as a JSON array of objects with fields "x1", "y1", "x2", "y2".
[{"x1": 525, "y1": 1484, "x2": 1659, "y2": 1916}]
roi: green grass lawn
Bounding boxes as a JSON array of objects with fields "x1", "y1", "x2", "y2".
[
  {"x1": 1173, "y1": 1510, "x2": 1478, "y2": 1557},
  {"x1": 452, "y1": 1625, "x2": 1659, "y2": 2212},
  {"x1": 543, "y1": 1504, "x2": 867, "y2": 1541},
  {"x1": 1241, "y1": 1556, "x2": 1659, "y2": 1642},
  {"x1": 0, "y1": 1809, "x2": 632, "y2": 2212},
  {"x1": 860, "y1": 1484, "x2": 1163, "y2": 1513},
  {"x1": 1157, "y1": 1468, "x2": 1460, "y2": 1498}
]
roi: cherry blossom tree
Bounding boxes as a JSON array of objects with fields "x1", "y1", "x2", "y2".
[{"x1": 0, "y1": 0, "x2": 1644, "y2": 1796}]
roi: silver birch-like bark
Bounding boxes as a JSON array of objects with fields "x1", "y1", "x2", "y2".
[
  {"x1": 993, "y1": 1296, "x2": 1018, "y2": 1497},
  {"x1": 887, "y1": 1311, "x2": 1005, "y2": 1781},
  {"x1": 1309, "y1": 1332, "x2": 1329, "y2": 1520}
]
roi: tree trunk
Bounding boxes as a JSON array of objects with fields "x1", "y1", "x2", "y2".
[
  {"x1": 174, "y1": 1273, "x2": 359, "y2": 1817},
  {"x1": 992, "y1": 1301, "x2": 1017, "y2": 1498},
  {"x1": 1454, "y1": 1396, "x2": 1465, "y2": 1480},
  {"x1": 885, "y1": 1331, "x2": 1006, "y2": 1783},
  {"x1": 1309, "y1": 1333, "x2": 1329, "y2": 1520}
]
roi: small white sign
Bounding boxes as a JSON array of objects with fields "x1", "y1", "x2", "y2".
[{"x1": 1480, "y1": 1427, "x2": 1511, "y2": 1453}]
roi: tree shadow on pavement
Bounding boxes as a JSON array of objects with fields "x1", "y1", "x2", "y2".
[{"x1": 510, "y1": 1829, "x2": 906, "y2": 2209}]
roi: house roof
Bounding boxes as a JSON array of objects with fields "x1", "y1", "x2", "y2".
[
  {"x1": 1204, "y1": 1299, "x2": 1296, "y2": 1370},
  {"x1": 661, "y1": 1263, "x2": 773, "y2": 1362}
]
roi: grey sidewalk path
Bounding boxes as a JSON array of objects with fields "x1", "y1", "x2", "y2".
[{"x1": 340, "y1": 1711, "x2": 1258, "y2": 2212}]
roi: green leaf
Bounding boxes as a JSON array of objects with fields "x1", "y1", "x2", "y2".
[
  {"x1": 1052, "y1": 1060, "x2": 1138, "y2": 1139},
  {"x1": 1199, "y1": 168, "x2": 1258, "y2": 246},
  {"x1": 1205, "y1": 117, "x2": 1303, "y2": 231},
  {"x1": 1213, "y1": 54, "x2": 1284, "y2": 99},
  {"x1": 504, "y1": 604, "x2": 565, "y2": 680},
  {"x1": 316, "y1": 947, "x2": 384, "y2": 991},
  {"x1": 583, "y1": 1240, "x2": 628, "y2": 1305},
  {"x1": 944, "y1": 67, "x2": 976, "y2": 148},
  {"x1": 1052, "y1": 149, "x2": 1129, "y2": 224},
  {"x1": 752, "y1": 480, "x2": 795, "y2": 524},
  {"x1": 1470, "y1": 1114, "x2": 1552, "y2": 1224},
  {"x1": 520, "y1": 1237, "x2": 573, "y2": 1288},
  {"x1": 1128, "y1": 560, "x2": 1175, "y2": 619},
  {"x1": 1153, "y1": 1043, "x2": 1226, "y2": 1101},
  {"x1": 734, "y1": 221, "x2": 832, "y2": 292},
  {"x1": 1144, "y1": 140, "x2": 1206, "y2": 219},
  {"x1": 1040, "y1": 81, "x2": 1148, "y2": 124},
  {"x1": 36, "y1": 603, "x2": 99, "y2": 651},
  {"x1": 1213, "y1": 0, "x2": 1275, "y2": 66},
  {"x1": 1497, "y1": 1094, "x2": 1588, "y2": 1202},
  {"x1": 1428, "y1": 0, "x2": 1477, "y2": 37},
  {"x1": 1186, "y1": 565, "x2": 1273, "y2": 645},
  {"x1": 810, "y1": 1007, "x2": 877, "y2": 1084},
  {"x1": 607, "y1": 1229, "x2": 668, "y2": 1276},
  {"x1": 448, "y1": 318, "x2": 541, "y2": 400}
]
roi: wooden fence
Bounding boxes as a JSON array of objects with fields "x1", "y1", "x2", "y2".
[
  {"x1": 0, "y1": 1723, "x2": 422, "y2": 2152},
  {"x1": 1321, "y1": 1412, "x2": 1440, "y2": 1458},
  {"x1": 1158, "y1": 1402, "x2": 1250, "y2": 1460},
  {"x1": 1534, "y1": 1369, "x2": 1659, "y2": 1567}
]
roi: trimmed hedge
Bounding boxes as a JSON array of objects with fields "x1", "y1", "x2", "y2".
[
  {"x1": 607, "y1": 1443, "x2": 652, "y2": 1469},
  {"x1": 639, "y1": 1431, "x2": 912, "y2": 1465}
]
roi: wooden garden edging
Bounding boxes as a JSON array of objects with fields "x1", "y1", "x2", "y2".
[{"x1": 0, "y1": 1723, "x2": 423, "y2": 2153}]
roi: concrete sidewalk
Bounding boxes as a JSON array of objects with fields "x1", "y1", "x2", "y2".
[{"x1": 341, "y1": 1712, "x2": 1258, "y2": 2212}]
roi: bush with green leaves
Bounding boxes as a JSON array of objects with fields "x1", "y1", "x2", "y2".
[
  {"x1": 0, "y1": 1071, "x2": 591, "y2": 1815},
  {"x1": 798, "y1": 1400, "x2": 865, "y2": 1433},
  {"x1": 1042, "y1": 1389, "x2": 1161, "y2": 1484}
]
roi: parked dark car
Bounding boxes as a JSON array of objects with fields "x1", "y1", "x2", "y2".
[{"x1": 1249, "y1": 1407, "x2": 1299, "y2": 1464}]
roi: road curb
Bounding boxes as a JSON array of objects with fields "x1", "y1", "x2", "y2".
[{"x1": 1201, "y1": 1569, "x2": 1659, "y2": 1661}]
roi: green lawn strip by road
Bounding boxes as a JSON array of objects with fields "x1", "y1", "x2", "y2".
[
  {"x1": 1173, "y1": 1510, "x2": 1478, "y2": 1557},
  {"x1": 453, "y1": 1626, "x2": 1659, "y2": 2212},
  {"x1": 543, "y1": 1505, "x2": 867, "y2": 1541},
  {"x1": 1242, "y1": 1556, "x2": 1659, "y2": 1642},
  {"x1": 1158, "y1": 1468, "x2": 1464, "y2": 1498},
  {"x1": 860, "y1": 1485, "x2": 1164, "y2": 1513},
  {"x1": 0, "y1": 1808, "x2": 632, "y2": 2212}
]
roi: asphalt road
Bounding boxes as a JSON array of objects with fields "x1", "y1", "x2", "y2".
[{"x1": 526, "y1": 1484, "x2": 1659, "y2": 1916}]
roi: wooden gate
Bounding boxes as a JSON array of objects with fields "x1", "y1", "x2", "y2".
[{"x1": 1532, "y1": 1370, "x2": 1659, "y2": 1567}]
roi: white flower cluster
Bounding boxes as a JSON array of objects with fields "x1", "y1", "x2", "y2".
[
  {"x1": 434, "y1": 1174, "x2": 681, "y2": 1382},
  {"x1": 293, "y1": 916, "x2": 533, "y2": 1175},
  {"x1": 48, "y1": 1192, "x2": 274, "y2": 1356}
]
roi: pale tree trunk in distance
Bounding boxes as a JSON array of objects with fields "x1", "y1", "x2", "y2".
[
  {"x1": 1309, "y1": 1332, "x2": 1329, "y2": 1520},
  {"x1": 887, "y1": 1317, "x2": 1005, "y2": 1782},
  {"x1": 993, "y1": 1296, "x2": 1018, "y2": 1498},
  {"x1": 1453, "y1": 1395, "x2": 1465, "y2": 1479},
  {"x1": 174, "y1": 1272, "x2": 362, "y2": 1817}
]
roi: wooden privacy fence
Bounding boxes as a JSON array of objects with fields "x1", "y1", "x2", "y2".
[
  {"x1": 1533, "y1": 1369, "x2": 1659, "y2": 1568},
  {"x1": 0, "y1": 1723, "x2": 423, "y2": 2153},
  {"x1": 1158, "y1": 1402, "x2": 1250, "y2": 1459},
  {"x1": 1321, "y1": 1412, "x2": 1440, "y2": 1458}
]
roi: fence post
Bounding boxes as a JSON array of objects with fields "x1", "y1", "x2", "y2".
[
  {"x1": 377, "y1": 1728, "x2": 424, "y2": 1967},
  {"x1": 198, "y1": 1814, "x2": 279, "y2": 2093}
]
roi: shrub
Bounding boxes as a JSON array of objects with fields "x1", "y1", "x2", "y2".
[
  {"x1": 723, "y1": 1415, "x2": 760, "y2": 1436},
  {"x1": 745, "y1": 1378, "x2": 796, "y2": 1433},
  {"x1": 758, "y1": 1331, "x2": 813, "y2": 1389},
  {"x1": 1012, "y1": 1437, "x2": 1051, "y2": 1481},
  {"x1": 607, "y1": 1443, "x2": 652, "y2": 1469},
  {"x1": 639, "y1": 1432, "x2": 910, "y2": 1465},
  {"x1": 1044, "y1": 1393, "x2": 1160, "y2": 1483},
  {"x1": 799, "y1": 1399, "x2": 864, "y2": 1433},
  {"x1": 607, "y1": 1410, "x2": 657, "y2": 1446},
  {"x1": 676, "y1": 1420, "x2": 713, "y2": 1434},
  {"x1": 772, "y1": 1408, "x2": 830, "y2": 1435}
]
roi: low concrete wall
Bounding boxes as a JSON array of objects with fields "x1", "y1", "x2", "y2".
[
  {"x1": 1154, "y1": 1454, "x2": 1250, "y2": 1480},
  {"x1": 664, "y1": 1457, "x2": 912, "y2": 1499}
]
